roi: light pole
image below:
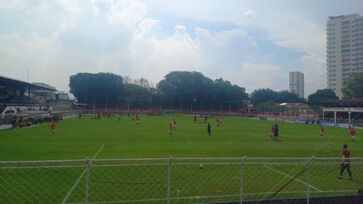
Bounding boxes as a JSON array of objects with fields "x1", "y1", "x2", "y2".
[
  {"x1": 149, "y1": 94, "x2": 153, "y2": 111},
  {"x1": 191, "y1": 98, "x2": 196, "y2": 113},
  {"x1": 117, "y1": 96, "x2": 120, "y2": 114},
  {"x1": 93, "y1": 97, "x2": 96, "y2": 115},
  {"x1": 104, "y1": 97, "x2": 107, "y2": 112}
]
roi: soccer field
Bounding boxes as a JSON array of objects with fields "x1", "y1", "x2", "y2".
[
  {"x1": 0, "y1": 116, "x2": 362, "y2": 203},
  {"x1": 0, "y1": 115, "x2": 362, "y2": 160}
]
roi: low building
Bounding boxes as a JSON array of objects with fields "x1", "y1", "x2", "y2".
[
  {"x1": 281, "y1": 103, "x2": 311, "y2": 113},
  {"x1": 320, "y1": 98, "x2": 363, "y2": 127}
]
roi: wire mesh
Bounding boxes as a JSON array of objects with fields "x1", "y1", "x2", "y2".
[{"x1": 0, "y1": 157, "x2": 362, "y2": 204}]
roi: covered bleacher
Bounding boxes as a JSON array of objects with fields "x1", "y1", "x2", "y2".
[
  {"x1": 321, "y1": 98, "x2": 363, "y2": 127},
  {"x1": 0, "y1": 75, "x2": 56, "y2": 105},
  {"x1": 0, "y1": 75, "x2": 58, "y2": 126}
]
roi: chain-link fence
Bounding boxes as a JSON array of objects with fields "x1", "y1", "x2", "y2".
[{"x1": 1, "y1": 157, "x2": 362, "y2": 203}]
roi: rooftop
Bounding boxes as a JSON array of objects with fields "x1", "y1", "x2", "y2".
[{"x1": 0, "y1": 75, "x2": 57, "y2": 91}]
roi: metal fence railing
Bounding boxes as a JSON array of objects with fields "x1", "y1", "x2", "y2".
[{"x1": 0, "y1": 157, "x2": 362, "y2": 203}]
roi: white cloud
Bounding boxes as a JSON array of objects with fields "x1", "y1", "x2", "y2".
[
  {"x1": 0, "y1": 32, "x2": 62, "y2": 84},
  {"x1": 253, "y1": 14, "x2": 327, "y2": 96},
  {"x1": 223, "y1": 62, "x2": 287, "y2": 93},
  {"x1": 244, "y1": 10, "x2": 257, "y2": 18},
  {"x1": 126, "y1": 23, "x2": 202, "y2": 82},
  {"x1": 301, "y1": 55, "x2": 326, "y2": 96},
  {"x1": 0, "y1": 0, "x2": 28, "y2": 9},
  {"x1": 106, "y1": 0, "x2": 147, "y2": 27},
  {"x1": 0, "y1": 0, "x2": 341, "y2": 96},
  {"x1": 138, "y1": 18, "x2": 161, "y2": 36},
  {"x1": 55, "y1": 0, "x2": 81, "y2": 15}
]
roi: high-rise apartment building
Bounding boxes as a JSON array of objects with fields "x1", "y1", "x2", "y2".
[
  {"x1": 289, "y1": 71, "x2": 304, "y2": 98},
  {"x1": 327, "y1": 14, "x2": 363, "y2": 98}
]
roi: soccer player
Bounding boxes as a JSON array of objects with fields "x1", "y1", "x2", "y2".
[
  {"x1": 320, "y1": 126, "x2": 325, "y2": 138},
  {"x1": 173, "y1": 119, "x2": 177, "y2": 129},
  {"x1": 349, "y1": 127, "x2": 356, "y2": 143},
  {"x1": 273, "y1": 124, "x2": 279, "y2": 142},
  {"x1": 338, "y1": 144, "x2": 352, "y2": 180},
  {"x1": 193, "y1": 115, "x2": 197, "y2": 123},
  {"x1": 216, "y1": 117, "x2": 220, "y2": 127},
  {"x1": 135, "y1": 114, "x2": 140, "y2": 125},
  {"x1": 207, "y1": 123, "x2": 211, "y2": 136},
  {"x1": 50, "y1": 120, "x2": 57, "y2": 135},
  {"x1": 270, "y1": 125, "x2": 275, "y2": 139},
  {"x1": 169, "y1": 123, "x2": 173, "y2": 137}
]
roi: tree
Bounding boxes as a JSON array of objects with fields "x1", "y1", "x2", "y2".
[
  {"x1": 134, "y1": 77, "x2": 152, "y2": 90},
  {"x1": 157, "y1": 71, "x2": 214, "y2": 109},
  {"x1": 342, "y1": 73, "x2": 363, "y2": 98},
  {"x1": 255, "y1": 101, "x2": 287, "y2": 112},
  {"x1": 275, "y1": 90, "x2": 304, "y2": 103},
  {"x1": 250, "y1": 89, "x2": 303, "y2": 105},
  {"x1": 69, "y1": 73, "x2": 123, "y2": 105},
  {"x1": 123, "y1": 83, "x2": 151, "y2": 108},
  {"x1": 250, "y1": 89, "x2": 278, "y2": 105},
  {"x1": 212, "y1": 78, "x2": 248, "y2": 110},
  {"x1": 308, "y1": 89, "x2": 338, "y2": 109},
  {"x1": 157, "y1": 71, "x2": 248, "y2": 110}
]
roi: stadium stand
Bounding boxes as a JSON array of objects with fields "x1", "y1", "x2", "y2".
[
  {"x1": 0, "y1": 75, "x2": 76, "y2": 128},
  {"x1": 321, "y1": 98, "x2": 363, "y2": 127}
]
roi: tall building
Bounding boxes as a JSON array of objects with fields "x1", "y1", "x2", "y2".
[
  {"x1": 289, "y1": 71, "x2": 304, "y2": 98},
  {"x1": 327, "y1": 14, "x2": 363, "y2": 98}
]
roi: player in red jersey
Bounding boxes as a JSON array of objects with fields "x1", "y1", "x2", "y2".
[
  {"x1": 135, "y1": 114, "x2": 140, "y2": 125},
  {"x1": 349, "y1": 127, "x2": 356, "y2": 143},
  {"x1": 169, "y1": 123, "x2": 173, "y2": 137},
  {"x1": 338, "y1": 144, "x2": 352, "y2": 180},
  {"x1": 320, "y1": 126, "x2": 325, "y2": 138},
  {"x1": 270, "y1": 125, "x2": 275, "y2": 139},
  {"x1": 173, "y1": 119, "x2": 177, "y2": 129},
  {"x1": 50, "y1": 120, "x2": 57, "y2": 135}
]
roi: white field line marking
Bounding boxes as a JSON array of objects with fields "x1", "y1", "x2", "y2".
[
  {"x1": 92, "y1": 144, "x2": 105, "y2": 160},
  {"x1": 225, "y1": 139, "x2": 245, "y2": 143},
  {"x1": 263, "y1": 165, "x2": 322, "y2": 192},
  {"x1": 61, "y1": 144, "x2": 105, "y2": 204}
]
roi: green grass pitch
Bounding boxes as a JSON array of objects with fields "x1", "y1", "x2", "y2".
[
  {"x1": 0, "y1": 116, "x2": 362, "y2": 203},
  {"x1": 0, "y1": 115, "x2": 362, "y2": 160}
]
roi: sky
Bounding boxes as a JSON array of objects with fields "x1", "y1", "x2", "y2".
[{"x1": 0, "y1": 0, "x2": 362, "y2": 97}]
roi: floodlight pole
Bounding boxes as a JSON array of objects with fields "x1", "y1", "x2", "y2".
[
  {"x1": 117, "y1": 96, "x2": 120, "y2": 114},
  {"x1": 104, "y1": 98, "x2": 107, "y2": 112},
  {"x1": 151, "y1": 94, "x2": 154, "y2": 111},
  {"x1": 93, "y1": 97, "x2": 96, "y2": 115}
]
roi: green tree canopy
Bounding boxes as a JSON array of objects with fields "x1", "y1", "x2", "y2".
[
  {"x1": 250, "y1": 89, "x2": 302, "y2": 105},
  {"x1": 342, "y1": 73, "x2": 363, "y2": 98},
  {"x1": 255, "y1": 101, "x2": 288, "y2": 112},
  {"x1": 157, "y1": 71, "x2": 248, "y2": 110},
  {"x1": 307, "y1": 89, "x2": 338, "y2": 109},
  {"x1": 69, "y1": 72, "x2": 123, "y2": 105}
]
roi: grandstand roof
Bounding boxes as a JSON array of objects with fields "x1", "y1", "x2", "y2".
[
  {"x1": 320, "y1": 98, "x2": 363, "y2": 104},
  {"x1": 32, "y1": 82, "x2": 56, "y2": 91},
  {"x1": 0, "y1": 75, "x2": 56, "y2": 91}
]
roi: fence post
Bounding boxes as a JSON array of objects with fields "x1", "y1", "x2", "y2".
[
  {"x1": 85, "y1": 158, "x2": 91, "y2": 204},
  {"x1": 306, "y1": 156, "x2": 314, "y2": 204},
  {"x1": 167, "y1": 156, "x2": 173, "y2": 204},
  {"x1": 240, "y1": 156, "x2": 246, "y2": 204}
]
